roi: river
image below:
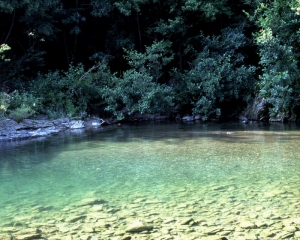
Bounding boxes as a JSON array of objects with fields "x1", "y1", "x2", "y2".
[{"x1": 0, "y1": 121, "x2": 300, "y2": 239}]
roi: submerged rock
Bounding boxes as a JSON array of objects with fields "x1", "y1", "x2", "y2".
[
  {"x1": 240, "y1": 221, "x2": 256, "y2": 229},
  {"x1": 0, "y1": 234, "x2": 12, "y2": 240},
  {"x1": 201, "y1": 236, "x2": 228, "y2": 240},
  {"x1": 65, "y1": 215, "x2": 86, "y2": 223},
  {"x1": 14, "y1": 233, "x2": 41, "y2": 240},
  {"x1": 203, "y1": 227, "x2": 224, "y2": 235},
  {"x1": 77, "y1": 198, "x2": 106, "y2": 207},
  {"x1": 179, "y1": 217, "x2": 193, "y2": 225},
  {"x1": 283, "y1": 226, "x2": 297, "y2": 232},
  {"x1": 125, "y1": 221, "x2": 153, "y2": 232},
  {"x1": 1, "y1": 227, "x2": 19, "y2": 233},
  {"x1": 94, "y1": 222, "x2": 111, "y2": 231}
]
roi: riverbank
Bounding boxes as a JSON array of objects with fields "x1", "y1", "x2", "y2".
[{"x1": 0, "y1": 117, "x2": 105, "y2": 142}]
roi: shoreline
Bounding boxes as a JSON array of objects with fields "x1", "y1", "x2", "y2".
[
  {"x1": 0, "y1": 117, "x2": 105, "y2": 142},
  {"x1": 1, "y1": 114, "x2": 297, "y2": 142}
]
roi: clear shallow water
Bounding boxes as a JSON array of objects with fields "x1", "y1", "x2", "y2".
[{"x1": 1, "y1": 121, "x2": 300, "y2": 239}]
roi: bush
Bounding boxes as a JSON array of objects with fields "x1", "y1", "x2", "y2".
[{"x1": 0, "y1": 92, "x2": 10, "y2": 119}]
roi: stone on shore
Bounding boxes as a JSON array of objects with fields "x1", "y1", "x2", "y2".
[
  {"x1": 69, "y1": 120, "x2": 84, "y2": 129},
  {"x1": 0, "y1": 117, "x2": 107, "y2": 141}
]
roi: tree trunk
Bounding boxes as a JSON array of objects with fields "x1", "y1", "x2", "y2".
[
  {"x1": 63, "y1": 29, "x2": 71, "y2": 65},
  {"x1": 72, "y1": 33, "x2": 78, "y2": 63},
  {"x1": 179, "y1": 45, "x2": 183, "y2": 71},
  {"x1": 136, "y1": 12, "x2": 142, "y2": 52}
]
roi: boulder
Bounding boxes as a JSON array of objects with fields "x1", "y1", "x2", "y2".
[
  {"x1": 0, "y1": 119, "x2": 61, "y2": 141},
  {"x1": 0, "y1": 119, "x2": 20, "y2": 132},
  {"x1": 182, "y1": 115, "x2": 195, "y2": 121},
  {"x1": 19, "y1": 119, "x2": 54, "y2": 129},
  {"x1": 84, "y1": 118, "x2": 105, "y2": 128},
  {"x1": 52, "y1": 118, "x2": 70, "y2": 129},
  {"x1": 243, "y1": 95, "x2": 268, "y2": 121}
]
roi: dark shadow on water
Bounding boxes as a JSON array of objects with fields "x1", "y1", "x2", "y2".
[{"x1": 0, "y1": 125, "x2": 120, "y2": 170}]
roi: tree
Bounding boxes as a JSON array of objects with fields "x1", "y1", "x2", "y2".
[
  {"x1": 102, "y1": 41, "x2": 174, "y2": 119},
  {"x1": 246, "y1": 0, "x2": 300, "y2": 119},
  {"x1": 173, "y1": 27, "x2": 256, "y2": 120}
]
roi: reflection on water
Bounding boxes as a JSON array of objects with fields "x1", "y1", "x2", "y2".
[{"x1": 1, "y1": 122, "x2": 300, "y2": 239}]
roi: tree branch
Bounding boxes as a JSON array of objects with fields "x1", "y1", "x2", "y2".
[
  {"x1": 79, "y1": 64, "x2": 101, "y2": 81},
  {"x1": 4, "y1": 9, "x2": 15, "y2": 44}
]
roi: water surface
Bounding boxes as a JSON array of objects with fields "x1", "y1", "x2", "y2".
[{"x1": 1, "y1": 122, "x2": 300, "y2": 239}]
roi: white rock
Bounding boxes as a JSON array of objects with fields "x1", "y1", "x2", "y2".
[
  {"x1": 125, "y1": 221, "x2": 153, "y2": 232},
  {"x1": 69, "y1": 120, "x2": 84, "y2": 129},
  {"x1": 294, "y1": 231, "x2": 300, "y2": 237},
  {"x1": 283, "y1": 225, "x2": 297, "y2": 232},
  {"x1": 240, "y1": 221, "x2": 256, "y2": 229}
]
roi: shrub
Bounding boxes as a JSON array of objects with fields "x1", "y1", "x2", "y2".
[
  {"x1": 9, "y1": 104, "x2": 36, "y2": 122},
  {"x1": 0, "y1": 90, "x2": 41, "y2": 122},
  {"x1": 8, "y1": 90, "x2": 41, "y2": 122}
]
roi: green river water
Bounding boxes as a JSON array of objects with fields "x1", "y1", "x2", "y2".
[{"x1": 0, "y1": 122, "x2": 300, "y2": 239}]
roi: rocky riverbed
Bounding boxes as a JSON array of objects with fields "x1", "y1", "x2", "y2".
[{"x1": 1, "y1": 176, "x2": 300, "y2": 240}]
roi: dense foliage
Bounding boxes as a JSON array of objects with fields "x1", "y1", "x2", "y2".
[{"x1": 1, "y1": 0, "x2": 300, "y2": 121}]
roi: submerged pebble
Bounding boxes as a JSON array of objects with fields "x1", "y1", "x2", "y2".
[{"x1": 1, "y1": 125, "x2": 300, "y2": 239}]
